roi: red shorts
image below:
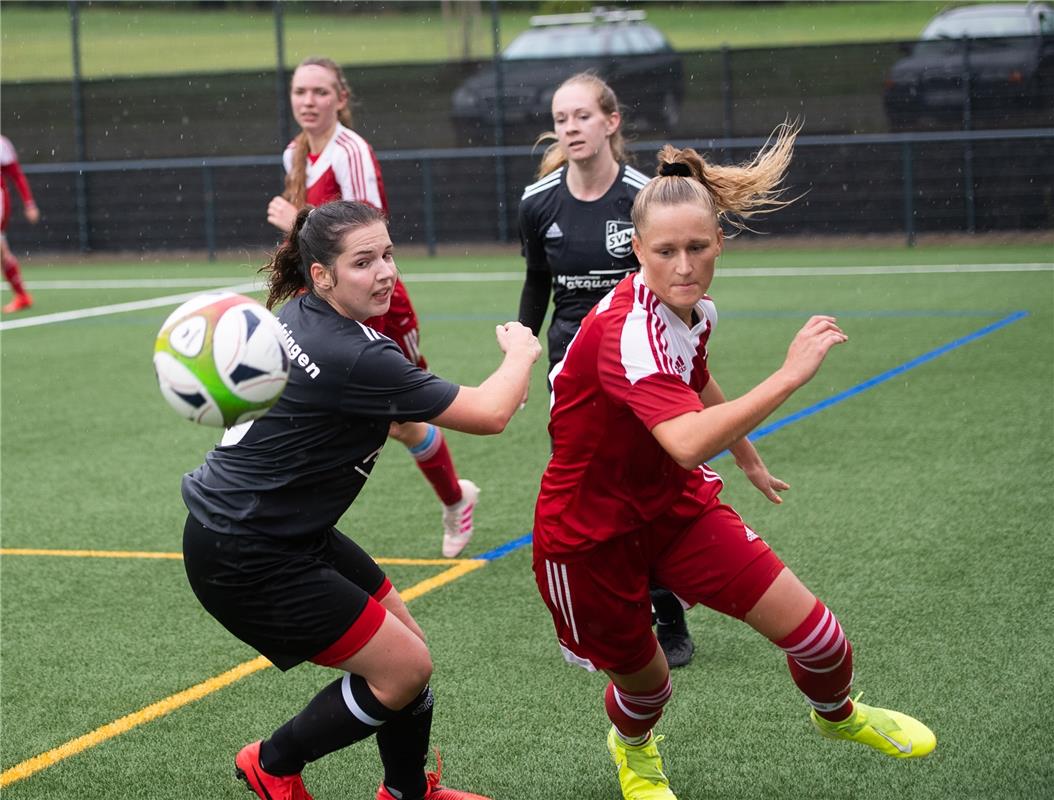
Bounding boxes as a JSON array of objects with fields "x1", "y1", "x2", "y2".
[
  {"x1": 532, "y1": 493, "x2": 785, "y2": 674},
  {"x1": 364, "y1": 278, "x2": 426, "y2": 368}
]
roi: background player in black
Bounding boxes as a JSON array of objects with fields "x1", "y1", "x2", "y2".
[
  {"x1": 516, "y1": 72, "x2": 696, "y2": 668},
  {"x1": 181, "y1": 201, "x2": 540, "y2": 800}
]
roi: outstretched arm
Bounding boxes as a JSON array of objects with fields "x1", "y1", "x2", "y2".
[
  {"x1": 431, "y1": 321, "x2": 542, "y2": 435},
  {"x1": 652, "y1": 316, "x2": 847, "y2": 471},
  {"x1": 699, "y1": 376, "x2": 789, "y2": 504}
]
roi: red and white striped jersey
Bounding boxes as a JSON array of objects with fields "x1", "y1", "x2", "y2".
[
  {"x1": 535, "y1": 273, "x2": 723, "y2": 556},
  {"x1": 283, "y1": 123, "x2": 388, "y2": 214}
]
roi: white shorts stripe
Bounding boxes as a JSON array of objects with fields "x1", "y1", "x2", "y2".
[
  {"x1": 559, "y1": 563, "x2": 580, "y2": 644},
  {"x1": 546, "y1": 560, "x2": 571, "y2": 633}
]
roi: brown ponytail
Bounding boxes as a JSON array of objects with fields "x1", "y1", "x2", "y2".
[
  {"x1": 262, "y1": 208, "x2": 313, "y2": 309},
  {"x1": 283, "y1": 57, "x2": 355, "y2": 209},
  {"x1": 632, "y1": 120, "x2": 800, "y2": 235}
]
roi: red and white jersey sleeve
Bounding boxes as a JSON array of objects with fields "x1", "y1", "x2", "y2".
[
  {"x1": 0, "y1": 135, "x2": 34, "y2": 231},
  {"x1": 536, "y1": 274, "x2": 721, "y2": 556},
  {"x1": 285, "y1": 123, "x2": 388, "y2": 214}
]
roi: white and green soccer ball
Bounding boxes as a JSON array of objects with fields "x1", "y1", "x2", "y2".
[{"x1": 153, "y1": 292, "x2": 290, "y2": 428}]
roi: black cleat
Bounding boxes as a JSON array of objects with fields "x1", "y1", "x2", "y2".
[{"x1": 657, "y1": 619, "x2": 695, "y2": 668}]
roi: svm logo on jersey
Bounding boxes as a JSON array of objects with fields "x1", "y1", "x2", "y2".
[{"x1": 605, "y1": 220, "x2": 634, "y2": 258}]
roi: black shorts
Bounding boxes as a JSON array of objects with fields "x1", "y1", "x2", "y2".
[
  {"x1": 182, "y1": 514, "x2": 390, "y2": 671},
  {"x1": 547, "y1": 314, "x2": 582, "y2": 373}
]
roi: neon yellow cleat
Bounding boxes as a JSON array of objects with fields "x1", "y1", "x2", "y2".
[
  {"x1": 811, "y1": 694, "x2": 936, "y2": 759},
  {"x1": 606, "y1": 727, "x2": 678, "y2": 799}
]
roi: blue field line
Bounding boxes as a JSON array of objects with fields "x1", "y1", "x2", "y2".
[
  {"x1": 717, "y1": 309, "x2": 1018, "y2": 319},
  {"x1": 474, "y1": 310, "x2": 1029, "y2": 563}
]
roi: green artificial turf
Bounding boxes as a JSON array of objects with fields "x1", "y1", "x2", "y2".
[{"x1": 1, "y1": 244, "x2": 1052, "y2": 798}]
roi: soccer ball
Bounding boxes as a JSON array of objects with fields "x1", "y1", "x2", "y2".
[{"x1": 153, "y1": 292, "x2": 290, "y2": 428}]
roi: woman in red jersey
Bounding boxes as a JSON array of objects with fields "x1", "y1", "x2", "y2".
[
  {"x1": 531, "y1": 126, "x2": 936, "y2": 800},
  {"x1": 267, "y1": 57, "x2": 479, "y2": 559},
  {"x1": 1, "y1": 135, "x2": 40, "y2": 313}
]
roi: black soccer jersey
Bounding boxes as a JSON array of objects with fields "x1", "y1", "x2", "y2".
[
  {"x1": 517, "y1": 163, "x2": 650, "y2": 365},
  {"x1": 181, "y1": 292, "x2": 459, "y2": 538}
]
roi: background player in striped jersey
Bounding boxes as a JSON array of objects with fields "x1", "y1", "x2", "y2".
[
  {"x1": 1, "y1": 134, "x2": 40, "y2": 314},
  {"x1": 266, "y1": 57, "x2": 480, "y2": 559},
  {"x1": 185, "y1": 200, "x2": 541, "y2": 800},
  {"x1": 517, "y1": 72, "x2": 696, "y2": 667},
  {"x1": 532, "y1": 129, "x2": 936, "y2": 800}
]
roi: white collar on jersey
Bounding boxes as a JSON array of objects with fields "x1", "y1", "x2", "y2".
[{"x1": 634, "y1": 273, "x2": 715, "y2": 337}]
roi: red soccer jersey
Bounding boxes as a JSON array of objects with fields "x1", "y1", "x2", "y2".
[
  {"x1": 283, "y1": 123, "x2": 388, "y2": 214},
  {"x1": 534, "y1": 273, "x2": 723, "y2": 556},
  {"x1": 283, "y1": 124, "x2": 422, "y2": 361},
  {"x1": 0, "y1": 135, "x2": 34, "y2": 232}
]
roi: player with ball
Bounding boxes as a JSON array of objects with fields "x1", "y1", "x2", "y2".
[{"x1": 179, "y1": 200, "x2": 541, "y2": 800}]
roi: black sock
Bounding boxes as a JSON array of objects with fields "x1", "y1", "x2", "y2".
[
  {"x1": 377, "y1": 686, "x2": 434, "y2": 800},
  {"x1": 650, "y1": 587, "x2": 686, "y2": 627},
  {"x1": 261, "y1": 673, "x2": 394, "y2": 776}
]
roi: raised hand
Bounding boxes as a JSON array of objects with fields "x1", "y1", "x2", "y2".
[{"x1": 779, "y1": 315, "x2": 847, "y2": 388}]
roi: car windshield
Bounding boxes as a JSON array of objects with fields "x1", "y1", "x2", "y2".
[
  {"x1": 921, "y1": 9, "x2": 1035, "y2": 39},
  {"x1": 502, "y1": 24, "x2": 667, "y2": 59}
]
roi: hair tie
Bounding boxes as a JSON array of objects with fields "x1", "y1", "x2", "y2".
[{"x1": 659, "y1": 162, "x2": 692, "y2": 178}]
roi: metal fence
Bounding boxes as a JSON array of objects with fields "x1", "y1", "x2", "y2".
[
  {"x1": 2, "y1": 28, "x2": 1052, "y2": 255},
  {"x1": 13, "y1": 128, "x2": 1053, "y2": 258}
]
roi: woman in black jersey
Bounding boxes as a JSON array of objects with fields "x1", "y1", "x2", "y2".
[
  {"x1": 516, "y1": 72, "x2": 696, "y2": 668},
  {"x1": 182, "y1": 201, "x2": 540, "y2": 800}
]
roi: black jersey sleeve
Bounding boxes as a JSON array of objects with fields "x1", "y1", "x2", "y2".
[
  {"x1": 341, "y1": 337, "x2": 459, "y2": 422},
  {"x1": 518, "y1": 269, "x2": 551, "y2": 336},
  {"x1": 517, "y1": 198, "x2": 551, "y2": 335}
]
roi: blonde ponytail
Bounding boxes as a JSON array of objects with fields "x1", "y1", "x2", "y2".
[{"x1": 632, "y1": 120, "x2": 801, "y2": 234}]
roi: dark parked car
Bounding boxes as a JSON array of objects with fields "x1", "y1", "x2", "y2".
[
  {"x1": 450, "y1": 8, "x2": 684, "y2": 145},
  {"x1": 883, "y1": 2, "x2": 1054, "y2": 130}
]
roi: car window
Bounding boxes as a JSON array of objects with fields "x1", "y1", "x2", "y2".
[
  {"x1": 922, "y1": 10, "x2": 1035, "y2": 39},
  {"x1": 637, "y1": 25, "x2": 669, "y2": 51},
  {"x1": 502, "y1": 22, "x2": 669, "y2": 59},
  {"x1": 503, "y1": 27, "x2": 607, "y2": 59},
  {"x1": 620, "y1": 25, "x2": 666, "y2": 54},
  {"x1": 610, "y1": 28, "x2": 635, "y2": 55},
  {"x1": 1040, "y1": 9, "x2": 1054, "y2": 34}
]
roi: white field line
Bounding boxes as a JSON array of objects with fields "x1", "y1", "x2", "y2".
[
  {"x1": 15, "y1": 277, "x2": 264, "y2": 290},
  {"x1": 2, "y1": 263, "x2": 1050, "y2": 331},
  {"x1": 8, "y1": 261, "x2": 1053, "y2": 292},
  {"x1": 0, "y1": 283, "x2": 259, "y2": 331}
]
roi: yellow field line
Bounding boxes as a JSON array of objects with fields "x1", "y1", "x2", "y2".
[
  {"x1": 1, "y1": 548, "x2": 184, "y2": 560},
  {"x1": 400, "y1": 559, "x2": 486, "y2": 601},
  {"x1": 0, "y1": 548, "x2": 471, "y2": 567},
  {"x1": 0, "y1": 559, "x2": 486, "y2": 787},
  {"x1": 0, "y1": 657, "x2": 271, "y2": 788}
]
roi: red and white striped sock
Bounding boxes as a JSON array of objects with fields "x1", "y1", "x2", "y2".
[
  {"x1": 605, "y1": 676, "x2": 673, "y2": 742},
  {"x1": 776, "y1": 598, "x2": 855, "y2": 722}
]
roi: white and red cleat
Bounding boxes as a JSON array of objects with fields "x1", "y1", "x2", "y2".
[{"x1": 441, "y1": 479, "x2": 480, "y2": 558}]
